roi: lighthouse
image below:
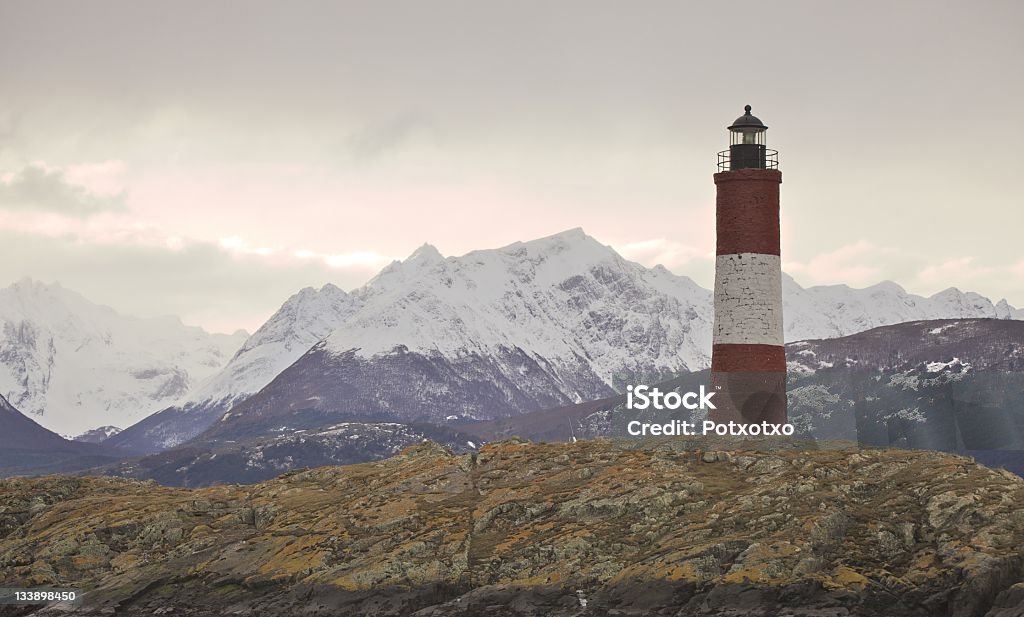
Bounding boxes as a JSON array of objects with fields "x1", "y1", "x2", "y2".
[{"x1": 709, "y1": 105, "x2": 787, "y2": 425}]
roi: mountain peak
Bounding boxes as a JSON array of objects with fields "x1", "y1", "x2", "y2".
[
  {"x1": 492, "y1": 228, "x2": 614, "y2": 264},
  {"x1": 292, "y1": 286, "x2": 319, "y2": 300},
  {"x1": 781, "y1": 272, "x2": 803, "y2": 289},
  {"x1": 319, "y1": 282, "x2": 346, "y2": 295},
  {"x1": 867, "y1": 280, "x2": 907, "y2": 295},
  {"x1": 519, "y1": 227, "x2": 592, "y2": 247},
  {"x1": 994, "y1": 299, "x2": 1024, "y2": 320},
  {"x1": 9, "y1": 277, "x2": 64, "y2": 296},
  {"x1": 407, "y1": 243, "x2": 444, "y2": 262},
  {"x1": 931, "y1": 286, "x2": 965, "y2": 299},
  {"x1": 548, "y1": 227, "x2": 587, "y2": 240}
]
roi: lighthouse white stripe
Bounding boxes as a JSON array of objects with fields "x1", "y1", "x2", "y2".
[{"x1": 713, "y1": 253, "x2": 784, "y2": 346}]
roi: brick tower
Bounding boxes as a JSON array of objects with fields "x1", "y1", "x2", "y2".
[{"x1": 709, "y1": 105, "x2": 787, "y2": 425}]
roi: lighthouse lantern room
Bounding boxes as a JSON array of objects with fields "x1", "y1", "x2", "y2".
[{"x1": 720, "y1": 105, "x2": 777, "y2": 171}]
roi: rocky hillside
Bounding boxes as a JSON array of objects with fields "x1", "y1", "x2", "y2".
[
  {"x1": 523, "y1": 319, "x2": 1024, "y2": 451},
  {"x1": 107, "y1": 421, "x2": 481, "y2": 487},
  {"x1": 2, "y1": 440, "x2": 1024, "y2": 616},
  {"x1": 787, "y1": 318, "x2": 1024, "y2": 374},
  {"x1": 783, "y1": 319, "x2": 1024, "y2": 451}
]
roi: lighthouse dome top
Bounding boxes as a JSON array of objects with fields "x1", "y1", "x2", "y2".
[{"x1": 728, "y1": 105, "x2": 767, "y2": 132}]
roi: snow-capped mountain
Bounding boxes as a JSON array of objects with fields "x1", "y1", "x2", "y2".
[
  {"x1": 996, "y1": 299, "x2": 1024, "y2": 320},
  {"x1": 73, "y1": 425, "x2": 123, "y2": 444},
  {"x1": 114, "y1": 231, "x2": 712, "y2": 451},
  {"x1": 196, "y1": 229, "x2": 712, "y2": 441},
  {"x1": 113, "y1": 228, "x2": 1023, "y2": 452},
  {"x1": 108, "y1": 283, "x2": 360, "y2": 452},
  {"x1": 323, "y1": 231, "x2": 713, "y2": 387},
  {"x1": 0, "y1": 279, "x2": 248, "y2": 436},
  {"x1": 183, "y1": 283, "x2": 359, "y2": 410},
  {"x1": 783, "y1": 278, "x2": 1023, "y2": 342}
]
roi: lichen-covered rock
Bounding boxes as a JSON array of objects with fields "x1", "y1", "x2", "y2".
[{"x1": 1, "y1": 439, "x2": 1023, "y2": 616}]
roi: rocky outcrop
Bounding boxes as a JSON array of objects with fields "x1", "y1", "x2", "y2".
[{"x1": 2, "y1": 439, "x2": 1024, "y2": 616}]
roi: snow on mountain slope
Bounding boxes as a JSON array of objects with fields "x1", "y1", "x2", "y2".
[
  {"x1": 323, "y1": 229, "x2": 712, "y2": 386},
  {"x1": 185, "y1": 283, "x2": 358, "y2": 410},
  {"x1": 74, "y1": 425, "x2": 123, "y2": 444},
  {"x1": 0, "y1": 279, "x2": 247, "y2": 436},
  {"x1": 782, "y1": 276, "x2": 1017, "y2": 342},
  {"x1": 317, "y1": 231, "x2": 1018, "y2": 382},
  {"x1": 996, "y1": 299, "x2": 1024, "y2": 321},
  {"x1": 107, "y1": 283, "x2": 360, "y2": 452}
]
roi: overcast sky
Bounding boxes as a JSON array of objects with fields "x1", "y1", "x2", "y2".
[{"x1": 1, "y1": 1, "x2": 1021, "y2": 333}]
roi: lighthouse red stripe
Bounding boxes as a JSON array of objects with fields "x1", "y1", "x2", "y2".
[
  {"x1": 711, "y1": 344, "x2": 786, "y2": 372},
  {"x1": 714, "y1": 170, "x2": 782, "y2": 256}
]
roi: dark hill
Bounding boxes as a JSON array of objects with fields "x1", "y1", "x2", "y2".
[
  {"x1": 787, "y1": 317, "x2": 1024, "y2": 373},
  {"x1": 0, "y1": 394, "x2": 123, "y2": 475}
]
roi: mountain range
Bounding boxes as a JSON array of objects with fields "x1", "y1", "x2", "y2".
[
  {"x1": 109, "y1": 229, "x2": 1023, "y2": 453},
  {"x1": 46, "y1": 318, "x2": 1003, "y2": 487},
  {"x1": 0, "y1": 279, "x2": 248, "y2": 436},
  {"x1": 3, "y1": 229, "x2": 1022, "y2": 453}
]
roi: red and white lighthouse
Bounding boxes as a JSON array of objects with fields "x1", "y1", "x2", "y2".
[{"x1": 709, "y1": 105, "x2": 787, "y2": 425}]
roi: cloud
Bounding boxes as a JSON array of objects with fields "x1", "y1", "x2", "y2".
[
  {"x1": 323, "y1": 251, "x2": 394, "y2": 269},
  {"x1": 0, "y1": 163, "x2": 126, "y2": 216},
  {"x1": 783, "y1": 241, "x2": 894, "y2": 286},
  {"x1": 615, "y1": 238, "x2": 710, "y2": 270},
  {"x1": 916, "y1": 257, "x2": 995, "y2": 286},
  {"x1": 909, "y1": 257, "x2": 1024, "y2": 309},
  {"x1": 0, "y1": 228, "x2": 378, "y2": 334},
  {"x1": 0, "y1": 108, "x2": 16, "y2": 150},
  {"x1": 346, "y1": 114, "x2": 431, "y2": 163},
  {"x1": 63, "y1": 160, "x2": 127, "y2": 197},
  {"x1": 218, "y1": 235, "x2": 274, "y2": 256},
  {"x1": 0, "y1": 206, "x2": 186, "y2": 250},
  {"x1": 218, "y1": 235, "x2": 395, "y2": 270}
]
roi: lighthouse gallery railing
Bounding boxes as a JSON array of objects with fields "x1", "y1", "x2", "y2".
[{"x1": 717, "y1": 149, "x2": 779, "y2": 172}]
